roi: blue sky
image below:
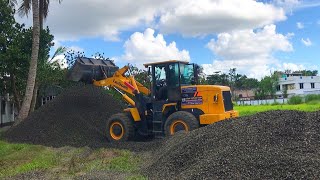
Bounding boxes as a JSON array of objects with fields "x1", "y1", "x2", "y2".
[{"x1": 16, "y1": 0, "x2": 320, "y2": 78}]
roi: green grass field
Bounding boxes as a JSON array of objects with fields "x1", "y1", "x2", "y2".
[{"x1": 234, "y1": 103, "x2": 320, "y2": 116}]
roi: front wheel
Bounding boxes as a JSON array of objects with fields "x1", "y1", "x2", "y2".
[
  {"x1": 106, "y1": 113, "x2": 134, "y2": 142},
  {"x1": 164, "y1": 111, "x2": 199, "y2": 136}
]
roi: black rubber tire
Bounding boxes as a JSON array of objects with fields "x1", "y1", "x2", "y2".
[
  {"x1": 164, "y1": 111, "x2": 199, "y2": 136},
  {"x1": 106, "y1": 113, "x2": 134, "y2": 142}
]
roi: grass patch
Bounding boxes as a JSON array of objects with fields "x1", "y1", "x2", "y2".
[
  {"x1": 0, "y1": 141, "x2": 58, "y2": 177},
  {"x1": 234, "y1": 103, "x2": 320, "y2": 116},
  {"x1": 84, "y1": 149, "x2": 140, "y2": 173},
  {"x1": 108, "y1": 150, "x2": 140, "y2": 172},
  {"x1": 126, "y1": 174, "x2": 148, "y2": 180},
  {"x1": 0, "y1": 140, "x2": 144, "y2": 179}
]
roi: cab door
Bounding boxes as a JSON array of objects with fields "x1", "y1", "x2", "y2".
[{"x1": 167, "y1": 63, "x2": 181, "y2": 102}]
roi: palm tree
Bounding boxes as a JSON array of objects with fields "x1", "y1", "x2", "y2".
[
  {"x1": 14, "y1": 0, "x2": 40, "y2": 123},
  {"x1": 18, "y1": 0, "x2": 62, "y2": 29},
  {"x1": 14, "y1": 0, "x2": 62, "y2": 123}
]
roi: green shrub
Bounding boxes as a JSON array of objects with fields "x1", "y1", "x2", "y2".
[
  {"x1": 271, "y1": 101, "x2": 281, "y2": 105},
  {"x1": 287, "y1": 95, "x2": 303, "y2": 105},
  {"x1": 306, "y1": 100, "x2": 320, "y2": 105},
  {"x1": 305, "y1": 94, "x2": 320, "y2": 103}
]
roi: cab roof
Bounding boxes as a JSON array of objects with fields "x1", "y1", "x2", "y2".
[{"x1": 143, "y1": 60, "x2": 189, "y2": 67}]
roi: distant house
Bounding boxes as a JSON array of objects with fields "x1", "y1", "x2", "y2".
[
  {"x1": 37, "y1": 85, "x2": 63, "y2": 108},
  {"x1": 234, "y1": 89, "x2": 255, "y2": 100},
  {"x1": 276, "y1": 72, "x2": 320, "y2": 97},
  {"x1": 0, "y1": 94, "x2": 15, "y2": 126}
]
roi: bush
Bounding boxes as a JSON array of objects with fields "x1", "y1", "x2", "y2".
[
  {"x1": 287, "y1": 95, "x2": 303, "y2": 105},
  {"x1": 305, "y1": 94, "x2": 320, "y2": 103},
  {"x1": 271, "y1": 101, "x2": 281, "y2": 106},
  {"x1": 306, "y1": 100, "x2": 320, "y2": 105}
]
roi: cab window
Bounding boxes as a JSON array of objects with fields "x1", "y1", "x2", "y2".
[
  {"x1": 180, "y1": 64, "x2": 194, "y2": 85},
  {"x1": 168, "y1": 63, "x2": 180, "y2": 87},
  {"x1": 155, "y1": 65, "x2": 166, "y2": 86}
]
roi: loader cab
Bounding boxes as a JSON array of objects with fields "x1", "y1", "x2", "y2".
[{"x1": 144, "y1": 60, "x2": 197, "y2": 102}]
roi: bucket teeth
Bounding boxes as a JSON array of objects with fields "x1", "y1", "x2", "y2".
[{"x1": 67, "y1": 57, "x2": 119, "y2": 83}]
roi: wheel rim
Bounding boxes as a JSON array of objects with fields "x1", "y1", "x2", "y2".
[
  {"x1": 109, "y1": 122, "x2": 124, "y2": 140},
  {"x1": 170, "y1": 120, "x2": 189, "y2": 135}
]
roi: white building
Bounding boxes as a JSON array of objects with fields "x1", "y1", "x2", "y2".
[
  {"x1": 0, "y1": 94, "x2": 15, "y2": 126},
  {"x1": 276, "y1": 73, "x2": 320, "y2": 97}
]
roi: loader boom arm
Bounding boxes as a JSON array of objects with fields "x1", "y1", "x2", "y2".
[{"x1": 93, "y1": 66, "x2": 150, "y2": 96}]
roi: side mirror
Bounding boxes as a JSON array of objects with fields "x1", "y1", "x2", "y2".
[
  {"x1": 190, "y1": 77, "x2": 196, "y2": 85},
  {"x1": 194, "y1": 64, "x2": 199, "y2": 84},
  {"x1": 213, "y1": 94, "x2": 219, "y2": 103}
]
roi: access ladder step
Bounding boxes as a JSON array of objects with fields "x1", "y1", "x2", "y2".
[{"x1": 152, "y1": 121, "x2": 162, "y2": 124}]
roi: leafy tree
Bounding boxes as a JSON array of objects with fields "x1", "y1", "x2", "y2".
[
  {"x1": 129, "y1": 65, "x2": 150, "y2": 88},
  {"x1": 299, "y1": 70, "x2": 318, "y2": 76},
  {"x1": 194, "y1": 64, "x2": 207, "y2": 84},
  {"x1": 234, "y1": 75, "x2": 259, "y2": 90},
  {"x1": 278, "y1": 69, "x2": 318, "y2": 76},
  {"x1": 206, "y1": 73, "x2": 230, "y2": 86},
  {"x1": 255, "y1": 72, "x2": 279, "y2": 99},
  {"x1": 0, "y1": 1, "x2": 30, "y2": 110},
  {"x1": 282, "y1": 86, "x2": 288, "y2": 98},
  {"x1": 1, "y1": 1, "x2": 65, "y2": 113}
]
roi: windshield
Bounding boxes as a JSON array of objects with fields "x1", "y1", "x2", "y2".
[{"x1": 180, "y1": 63, "x2": 194, "y2": 85}]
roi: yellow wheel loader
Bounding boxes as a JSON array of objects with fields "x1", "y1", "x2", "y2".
[{"x1": 67, "y1": 57, "x2": 239, "y2": 142}]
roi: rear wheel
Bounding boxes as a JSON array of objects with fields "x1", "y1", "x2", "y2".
[
  {"x1": 106, "y1": 113, "x2": 134, "y2": 142},
  {"x1": 164, "y1": 111, "x2": 199, "y2": 136}
]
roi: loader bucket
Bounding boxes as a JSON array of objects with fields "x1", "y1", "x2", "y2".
[{"x1": 67, "y1": 57, "x2": 119, "y2": 84}]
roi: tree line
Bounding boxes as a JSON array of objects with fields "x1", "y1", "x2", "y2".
[{"x1": 200, "y1": 68, "x2": 318, "y2": 100}]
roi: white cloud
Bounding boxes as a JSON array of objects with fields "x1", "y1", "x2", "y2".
[
  {"x1": 301, "y1": 38, "x2": 312, "y2": 46},
  {"x1": 15, "y1": 0, "x2": 286, "y2": 41},
  {"x1": 296, "y1": 22, "x2": 304, "y2": 29},
  {"x1": 16, "y1": 0, "x2": 171, "y2": 41},
  {"x1": 68, "y1": 46, "x2": 84, "y2": 53},
  {"x1": 273, "y1": 0, "x2": 320, "y2": 12},
  {"x1": 159, "y1": 0, "x2": 286, "y2": 36},
  {"x1": 272, "y1": 0, "x2": 300, "y2": 12},
  {"x1": 206, "y1": 25, "x2": 292, "y2": 59},
  {"x1": 52, "y1": 40, "x2": 62, "y2": 51},
  {"x1": 280, "y1": 62, "x2": 305, "y2": 71},
  {"x1": 203, "y1": 25, "x2": 293, "y2": 78},
  {"x1": 274, "y1": 62, "x2": 318, "y2": 73},
  {"x1": 122, "y1": 28, "x2": 190, "y2": 65},
  {"x1": 202, "y1": 59, "x2": 274, "y2": 78}
]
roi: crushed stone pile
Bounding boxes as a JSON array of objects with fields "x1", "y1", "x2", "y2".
[
  {"x1": 4, "y1": 85, "x2": 124, "y2": 148},
  {"x1": 145, "y1": 110, "x2": 320, "y2": 179},
  {"x1": 3, "y1": 84, "x2": 164, "y2": 151}
]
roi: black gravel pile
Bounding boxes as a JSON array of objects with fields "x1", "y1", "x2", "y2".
[
  {"x1": 145, "y1": 110, "x2": 320, "y2": 179},
  {"x1": 4, "y1": 85, "x2": 127, "y2": 148},
  {"x1": 3, "y1": 84, "x2": 164, "y2": 151}
]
